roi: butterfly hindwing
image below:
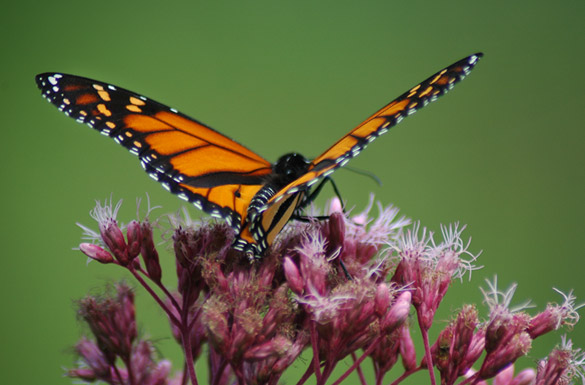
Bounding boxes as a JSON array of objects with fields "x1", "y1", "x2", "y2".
[{"x1": 35, "y1": 73, "x2": 273, "y2": 231}]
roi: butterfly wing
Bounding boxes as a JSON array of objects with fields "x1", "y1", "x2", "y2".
[
  {"x1": 35, "y1": 73, "x2": 273, "y2": 231},
  {"x1": 244, "y1": 53, "x2": 482, "y2": 252},
  {"x1": 266, "y1": 53, "x2": 483, "y2": 208}
]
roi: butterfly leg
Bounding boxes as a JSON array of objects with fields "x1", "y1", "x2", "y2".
[
  {"x1": 292, "y1": 177, "x2": 343, "y2": 224},
  {"x1": 290, "y1": 176, "x2": 353, "y2": 280},
  {"x1": 292, "y1": 176, "x2": 346, "y2": 222}
]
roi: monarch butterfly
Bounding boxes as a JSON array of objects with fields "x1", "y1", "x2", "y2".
[{"x1": 36, "y1": 53, "x2": 482, "y2": 257}]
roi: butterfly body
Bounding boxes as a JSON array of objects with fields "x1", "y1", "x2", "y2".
[{"x1": 36, "y1": 53, "x2": 482, "y2": 257}]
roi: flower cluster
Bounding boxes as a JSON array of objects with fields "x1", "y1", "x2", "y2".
[{"x1": 68, "y1": 196, "x2": 584, "y2": 385}]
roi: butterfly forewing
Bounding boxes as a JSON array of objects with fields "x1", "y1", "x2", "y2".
[
  {"x1": 35, "y1": 73, "x2": 273, "y2": 231},
  {"x1": 263, "y1": 53, "x2": 483, "y2": 209}
]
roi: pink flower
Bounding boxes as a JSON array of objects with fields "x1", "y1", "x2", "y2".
[
  {"x1": 528, "y1": 289, "x2": 583, "y2": 339},
  {"x1": 391, "y1": 223, "x2": 479, "y2": 330},
  {"x1": 535, "y1": 336, "x2": 585, "y2": 385},
  {"x1": 65, "y1": 196, "x2": 582, "y2": 385},
  {"x1": 77, "y1": 283, "x2": 137, "y2": 363}
]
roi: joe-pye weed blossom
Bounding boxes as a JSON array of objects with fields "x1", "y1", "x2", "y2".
[{"x1": 69, "y1": 196, "x2": 584, "y2": 385}]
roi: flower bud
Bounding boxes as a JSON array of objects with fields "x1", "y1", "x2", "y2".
[
  {"x1": 125, "y1": 220, "x2": 142, "y2": 260},
  {"x1": 399, "y1": 325, "x2": 417, "y2": 371},
  {"x1": 479, "y1": 332, "x2": 532, "y2": 379},
  {"x1": 527, "y1": 305, "x2": 563, "y2": 339},
  {"x1": 79, "y1": 243, "x2": 114, "y2": 264},
  {"x1": 374, "y1": 283, "x2": 392, "y2": 317},
  {"x1": 283, "y1": 257, "x2": 304, "y2": 295},
  {"x1": 381, "y1": 291, "x2": 411, "y2": 332},
  {"x1": 140, "y1": 221, "x2": 161, "y2": 283},
  {"x1": 99, "y1": 219, "x2": 129, "y2": 265},
  {"x1": 328, "y1": 197, "x2": 343, "y2": 214},
  {"x1": 173, "y1": 228, "x2": 193, "y2": 268},
  {"x1": 328, "y1": 212, "x2": 345, "y2": 252},
  {"x1": 74, "y1": 337, "x2": 111, "y2": 380}
]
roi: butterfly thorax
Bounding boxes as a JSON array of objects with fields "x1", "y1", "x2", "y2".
[{"x1": 245, "y1": 153, "x2": 310, "y2": 219}]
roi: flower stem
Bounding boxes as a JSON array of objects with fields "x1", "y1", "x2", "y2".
[
  {"x1": 212, "y1": 359, "x2": 228, "y2": 385},
  {"x1": 123, "y1": 357, "x2": 135, "y2": 385},
  {"x1": 331, "y1": 336, "x2": 383, "y2": 385},
  {"x1": 294, "y1": 363, "x2": 314, "y2": 385},
  {"x1": 388, "y1": 367, "x2": 421, "y2": 385},
  {"x1": 181, "y1": 286, "x2": 199, "y2": 385},
  {"x1": 181, "y1": 329, "x2": 199, "y2": 385},
  {"x1": 351, "y1": 352, "x2": 368, "y2": 385},
  {"x1": 417, "y1": 308, "x2": 437, "y2": 385},
  {"x1": 112, "y1": 364, "x2": 125, "y2": 385},
  {"x1": 310, "y1": 321, "x2": 323, "y2": 384},
  {"x1": 181, "y1": 362, "x2": 189, "y2": 385},
  {"x1": 128, "y1": 266, "x2": 181, "y2": 326},
  {"x1": 138, "y1": 265, "x2": 182, "y2": 311}
]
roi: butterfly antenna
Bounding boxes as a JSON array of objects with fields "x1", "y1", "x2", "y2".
[{"x1": 342, "y1": 166, "x2": 382, "y2": 187}]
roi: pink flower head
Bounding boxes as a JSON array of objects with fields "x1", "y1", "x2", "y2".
[
  {"x1": 66, "y1": 193, "x2": 583, "y2": 385},
  {"x1": 479, "y1": 278, "x2": 534, "y2": 379},
  {"x1": 77, "y1": 197, "x2": 145, "y2": 266},
  {"x1": 535, "y1": 336, "x2": 585, "y2": 385},
  {"x1": 528, "y1": 289, "x2": 583, "y2": 339},
  {"x1": 201, "y1": 259, "x2": 301, "y2": 384},
  {"x1": 342, "y1": 195, "x2": 410, "y2": 266},
  {"x1": 92, "y1": 198, "x2": 132, "y2": 265},
  {"x1": 392, "y1": 223, "x2": 479, "y2": 330},
  {"x1": 172, "y1": 220, "x2": 234, "y2": 308},
  {"x1": 432, "y1": 304, "x2": 482, "y2": 384},
  {"x1": 130, "y1": 340, "x2": 172, "y2": 385},
  {"x1": 69, "y1": 337, "x2": 112, "y2": 382},
  {"x1": 77, "y1": 283, "x2": 137, "y2": 363}
]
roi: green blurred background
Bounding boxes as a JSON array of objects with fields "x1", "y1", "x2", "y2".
[{"x1": 2, "y1": 1, "x2": 584, "y2": 384}]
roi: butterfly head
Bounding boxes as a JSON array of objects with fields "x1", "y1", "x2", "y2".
[{"x1": 272, "y1": 153, "x2": 311, "y2": 186}]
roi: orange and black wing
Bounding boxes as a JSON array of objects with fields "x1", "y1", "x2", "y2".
[
  {"x1": 35, "y1": 73, "x2": 273, "y2": 231},
  {"x1": 266, "y1": 53, "x2": 483, "y2": 207}
]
